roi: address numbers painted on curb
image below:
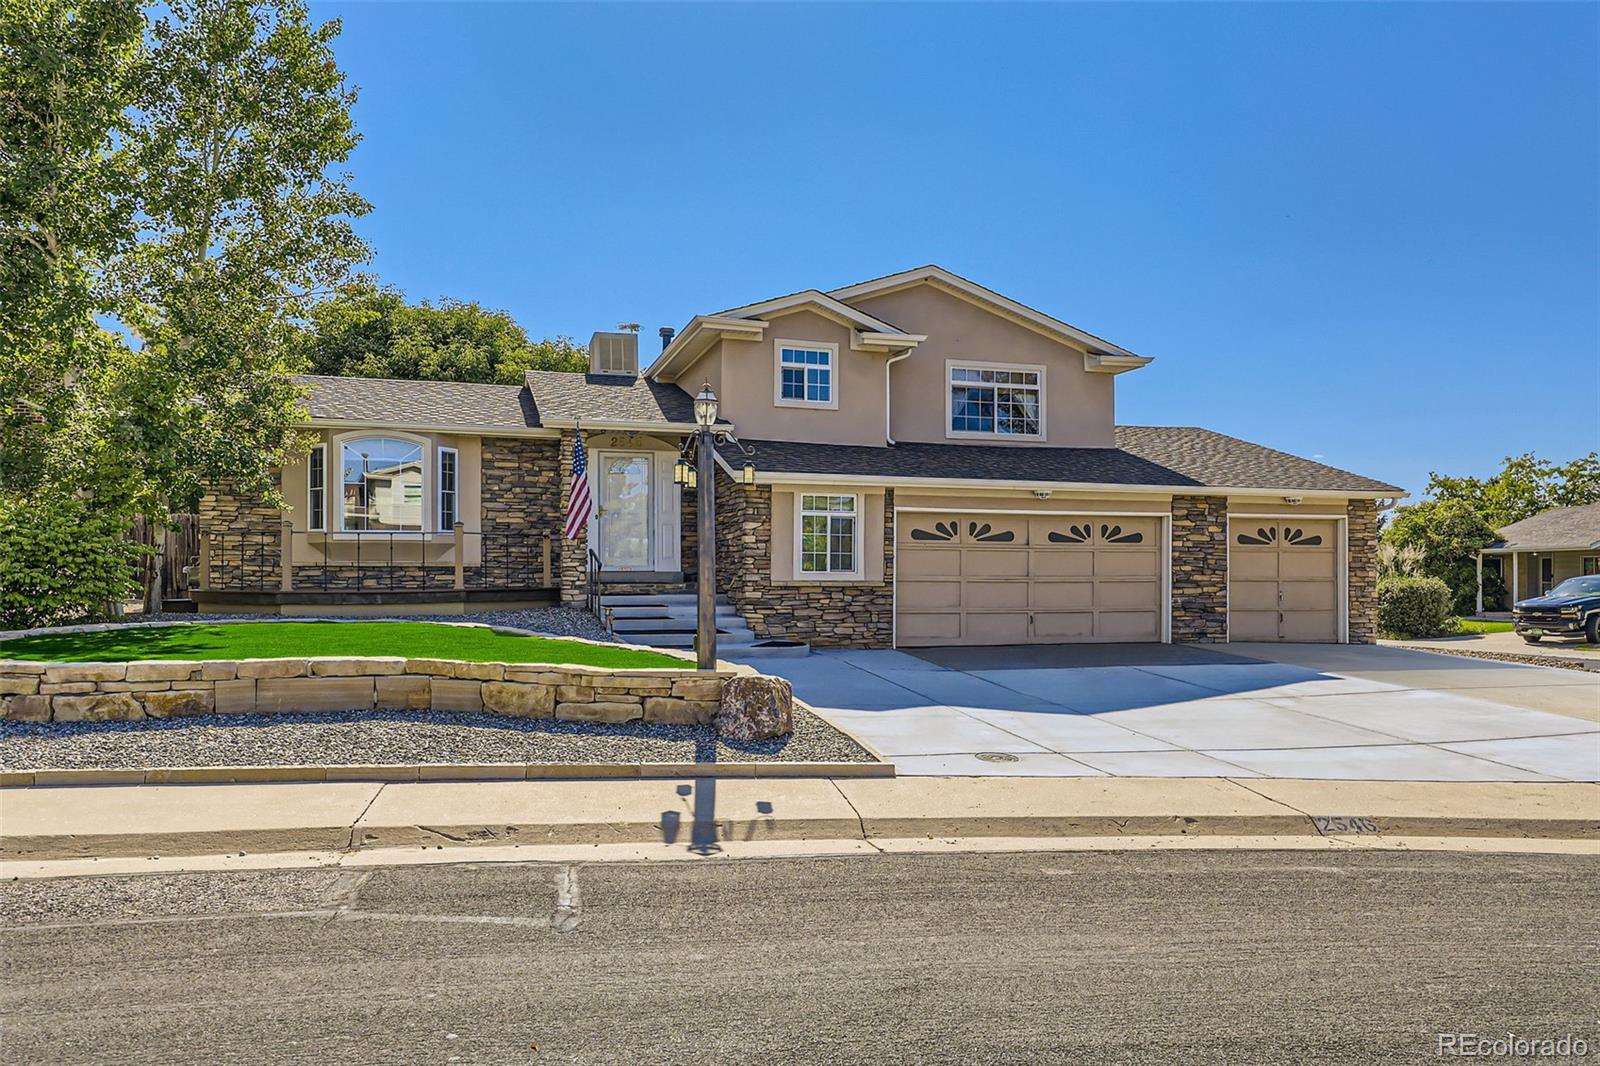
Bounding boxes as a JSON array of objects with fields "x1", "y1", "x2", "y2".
[{"x1": 1313, "y1": 815, "x2": 1380, "y2": 834}]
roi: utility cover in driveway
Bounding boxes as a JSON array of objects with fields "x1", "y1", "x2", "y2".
[{"x1": 896, "y1": 513, "x2": 1162, "y2": 646}]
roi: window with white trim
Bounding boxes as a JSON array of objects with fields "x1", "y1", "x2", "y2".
[
  {"x1": 438, "y1": 446, "x2": 459, "y2": 530},
  {"x1": 306, "y1": 444, "x2": 326, "y2": 531},
  {"x1": 949, "y1": 364, "x2": 1042, "y2": 437},
  {"x1": 777, "y1": 343, "x2": 835, "y2": 406},
  {"x1": 799, "y1": 494, "x2": 857, "y2": 575},
  {"x1": 339, "y1": 436, "x2": 424, "y2": 531},
  {"x1": 1584, "y1": 556, "x2": 1599, "y2": 576}
]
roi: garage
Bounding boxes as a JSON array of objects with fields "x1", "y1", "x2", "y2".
[
  {"x1": 1228, "y1": 518, "x2": 1341, "y2": 642},
  {"x1": 894, "y1": 512, "x2": 1164, "y2": 647}
]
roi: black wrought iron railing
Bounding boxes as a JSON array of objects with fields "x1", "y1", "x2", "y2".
[{"x1": 195, "y1": 527, "x2": 554, "y2": 593}]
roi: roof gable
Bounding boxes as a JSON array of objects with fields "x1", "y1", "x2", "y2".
[{"x1": 1491, "y1": 502, "x2": 1600, "y2": 550}]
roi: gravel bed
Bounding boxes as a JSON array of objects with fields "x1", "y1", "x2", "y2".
[
  {"x1": 1386, "y1": 643, "x2": 1597, "y2": 673},
  {"x1": 0, "y1": 706, "x2": 876, "y2": 771},
  {"x1": 140, "y1": 606, "x2": 618, "y2": 642}
]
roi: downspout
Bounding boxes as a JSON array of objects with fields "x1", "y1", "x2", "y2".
[{"x1": 884, "y1": 348, "x2": 914, "y2": 445}]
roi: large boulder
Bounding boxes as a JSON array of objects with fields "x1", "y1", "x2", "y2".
[{"x1": 715, "y1": 675, "x2": 793, "y2": 740}]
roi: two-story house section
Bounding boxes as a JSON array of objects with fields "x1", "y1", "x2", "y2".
[{"x1": 199, "y1": 265, "x2": 1402, "y2": 651}]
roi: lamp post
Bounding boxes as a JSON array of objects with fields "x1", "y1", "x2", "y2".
[{"x1": 692, "y1": 385, "x2": 720, "y2": 670}]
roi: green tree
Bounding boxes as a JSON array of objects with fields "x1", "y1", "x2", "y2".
[
  {"x1": 298, "y1": 279, "x2": 588, "y2": 384},
  {"x1": 1425, "y1": 452, "x2": 1600, "y2": 528}
]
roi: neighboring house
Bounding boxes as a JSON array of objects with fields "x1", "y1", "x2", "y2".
[
  {"x1": 1476, "y1": 502, "x2": 1600, "y2": 611},
  {"x1": 198, "y1": 264, "x2": 1403, "y2": 647}
]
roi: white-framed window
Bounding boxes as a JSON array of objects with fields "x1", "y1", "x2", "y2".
[
  {"x1": 438, "y1": 446, "x2": 459, "y2": 530},
  {"x1": 306, "y1": 444, "x2": 326, "y2": 531},
  {"x1": 1584, "y1": 556, "x2": 1599, "y2": 576},
  {"x1": 946, "y1": 361, "x2": 1044, "y2": 439},
  {"x1": 797, "y1": 493, "x2": 859, "y2": 576},
  {"x1": 775, "y1": 340, "x2": 838, "y2": 409},
  {"x1": 338, "y1": 435, "x2": 425, "y2": 532}
]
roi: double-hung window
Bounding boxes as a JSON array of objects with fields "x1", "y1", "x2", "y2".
[
  {"x1": 438, "y1": 447, "x2": 459, "y2": 529},
  {"x1": 306, "y1": 445, "x2": 326, "y2": 531},
  {"x1": 948, "y1": 363, "x2": 1043, "y2": 438},
  {"x1": 776, "y1": 342, "x2": 836, "y2": 408},
  {"x1": 799, "y1": 494, "x2": 858, "y2": 576}
]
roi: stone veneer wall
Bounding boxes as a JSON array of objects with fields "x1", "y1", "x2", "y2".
[
  {"x1": 198, "y1": 476, "x2": 283, "y2": 589},
  {"x1": 557, "y1": 430, "x2": 588, "y2": 606},
  {"x1": 713, "y1": 472, "x2": 895, "y2": 648},
  {"x1": 1170, "y1": 494, "x2": 1229, "y2": 642},
  {"x1": 480, "y1": 436, "x2": 562, "y2": 589},
  {"x1": 1346, "y1": 498, "x2": 1379, "y2": 644},
  {"x1": 1, "y1": 658, "x2": 726, "y2": 726}
]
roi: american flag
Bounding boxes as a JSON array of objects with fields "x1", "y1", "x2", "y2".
[{"x1": 564, "y1": 434, "x2": 593, "y2": 540}]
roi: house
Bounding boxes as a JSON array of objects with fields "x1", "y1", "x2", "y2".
[
  {"x1": 1475, "y1": 502, "x2": 1600, "y2": 612},
  {"x1": 197, "y1": 264, "x2": 1403, "y2": 648}
]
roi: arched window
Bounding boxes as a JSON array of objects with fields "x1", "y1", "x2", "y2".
[{"x1": 339, "y1": 436, "x2": 424, "y2": 531}]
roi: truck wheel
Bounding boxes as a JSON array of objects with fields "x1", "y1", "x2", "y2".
[
  {"x1": 1520, "y1": 633, "x2": 1543, "y2": 644},
  {"x1": 1586, "y1": 614, "x2": 1599, "y2": 644}
]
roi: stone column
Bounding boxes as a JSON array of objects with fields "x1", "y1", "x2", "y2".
[
  {"x1": 1170, "y1": 494, "x2": 1228, "y2": 642},
  {"x1": 1346, "y1": 498, "x2": 1379, "y2": 644},
  {"x1": 557, "y1": 429, "x2": 589, "y2": 607}
]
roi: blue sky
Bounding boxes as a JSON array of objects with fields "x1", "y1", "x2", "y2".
[{"x1": 314, "y1": 1, "x2": 1598, "y2": 500}]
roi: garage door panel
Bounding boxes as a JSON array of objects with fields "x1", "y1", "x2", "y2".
[
  {"x1": 1280, "y1": 553, "x2": 1336, "y2": 580},
  {"x1": 966, "y1": 613, "x2": 1031, "y2": 644},
  {"x1": 1030, "y1": 612, "x2": 1093, "y2": 640},
  {"x1": 1097, "y1": 580, "x2": 1160, "y2": 610},
  {"x1": 1232, "y1": 553, "x2": 1280, "y2": 580},
  {"x1": 964, "y1": 550, "x2": 1030, "y2": 578},
  {"x1": 1231, "y1": 581, "x2": 1281, "y2": 611},
  {"x1": 1281, "y1": 582, "x2": 1336, "y2": 611},
  {"x1": 1281, "y1": 611, "x2": 1337, "y2": 642},
  {"x1": 1095, "y1": 551, "x2": 1158, "y2": 578},
  {"x1": 1029, "y1": 518, "x2": 1094, "y2": 547},
  {"x1": 964, "y1": 581, "x2": 1029, "y2": 610},
  {"x1": 897, "y1": 612, "x2": 962, "y2": 643},
  {"x1": 1231, "y1": 610, "x2": 1281, "y2": 642},
  {"x1": 899, "y1": 517, "x2": 962, "y2": 546},
  {"x1": 899, "y1": 548, "x2": 962, "y2": 579},
  {"x1": 1094, "y1": 518, "x2": 1160, "y2": 545},
  {"x1": 1029, "y1": 551, "x2": 1094, "y2": 578},
  {"x1": 899, "y1": 579, "x2": 962, "y2": 610},
  {"x1": 1031, "y1": 581, "x2": 1094, "y2": 610},
  {"x1": 960, "y1": 516, "x2": 1030, "y2": 546},
  {"x1": 1099, "y1": 611, "x2": 1160, "y2": 641}
]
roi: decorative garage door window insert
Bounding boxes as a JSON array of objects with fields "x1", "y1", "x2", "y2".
[
  {"x1": 339, "y1": 436, "x2": 424, "y2": 532},
  {"x1": 799, "y1": 494, "x2": 858, "y2": 575},
  {"x1": 1236, "y1": 525, "x2": 1324, "y2": 547},
  {"x1": 777, "y1": 343, "x2": 836, "y2": 407},
  {"x1": 949, "y1": 363, "x2": 1043, "y2": 438}
]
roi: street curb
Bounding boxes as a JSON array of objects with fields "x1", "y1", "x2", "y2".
[{"x1": 0, "y1": 760, "x2": 893, "y2": 789}]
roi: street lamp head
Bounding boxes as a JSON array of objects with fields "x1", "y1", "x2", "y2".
[{"x1": 693, "y1": 384, "x2": 719, "y2": 428}]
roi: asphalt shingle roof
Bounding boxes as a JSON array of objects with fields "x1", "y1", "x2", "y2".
[
  {"x1": 738, "y1": 427, "x2": 1401, "y2": 493},
  {"x1": 296, "y1": 374, "x2": 535, "y2": 430},
  {"x1": 523, "y1": 371, "x2": 698, "y2": 425},
  {"x1": 1490, "y1": 502, "x2": 1600, "y2": 550}
]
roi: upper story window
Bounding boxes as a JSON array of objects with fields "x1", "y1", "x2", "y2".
[
  {"x1": 775, "y1": 340, "x2": 838, "y2": 409},
  {"x1": 340, "y1": 436, "x2": 424, "y2": 531},
  {"x1": 948, "y1": 362, "x2": 1044, "y2": 439},
  {"x1": 798, "y1": 493, "x2": 858, "y2": 576}
]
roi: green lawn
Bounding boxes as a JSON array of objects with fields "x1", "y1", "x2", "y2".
[
  {"x1": 0, "y1": 621, "x2": 689, "y2": 669},
  {"x1": 1452, "y1": 618, "x2": 1515, "y2": 634}
]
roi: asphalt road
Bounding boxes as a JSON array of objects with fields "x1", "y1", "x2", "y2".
[{"x1": 3, "y1": 850, "x2": 1597, "y2": 1064}]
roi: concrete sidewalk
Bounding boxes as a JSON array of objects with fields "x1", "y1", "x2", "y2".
[{"x1": 3, "y1": 776, "x2": 1595, "y2": 860}]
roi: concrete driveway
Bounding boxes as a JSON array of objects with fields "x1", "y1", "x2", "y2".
[{"x1": 734, "y1": 643, "x2": 1600, "y2": 779}]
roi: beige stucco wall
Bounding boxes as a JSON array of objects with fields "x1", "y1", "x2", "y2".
[
  {"x1": 1501, "y1": 549, "x2": 1597, "y2": 601},
  {"x1": 894, "y1": 492, "x2": 1171, "y2": 514},
  {"x1": 1227, "y1": 497, "x2": 1347, "y2": 515},
  {"x1": 676, "y1": 309, "x2": 890, "y2": 447},
  {"x1": 281, "y1": 428, "x2": 485, "y2": 566},
  {"x1": 850, "y1": 285, "x2": 1116, "y2": 448}
]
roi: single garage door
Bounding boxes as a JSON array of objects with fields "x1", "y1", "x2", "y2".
[
  {"x1": 1229, "y1": 519, "x2": 1340, "y2": 642},
  {"x1": 895, "y1": 513, "x2": 1163, "y2": 647}
]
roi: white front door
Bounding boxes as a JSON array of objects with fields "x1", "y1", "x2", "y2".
[{"x1": 597, "y1": 453, "x2": 653, "y2": 570}]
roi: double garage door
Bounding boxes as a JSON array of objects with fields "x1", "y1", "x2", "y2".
[{"x1": 896, "y1": 513, "x2": 1163, "y2": 646}]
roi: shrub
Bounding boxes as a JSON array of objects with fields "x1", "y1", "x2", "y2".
[
  {"x1": 1377, "y1": 575, "x2": 1454, "y2": 639},
  {"x1": 0, "y1": 493, "x2": 143, "y2": 630}
]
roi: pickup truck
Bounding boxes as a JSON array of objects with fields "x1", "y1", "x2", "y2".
[{"x1": 1512, "y1": 575, "x2": 1600, "y2": 644}]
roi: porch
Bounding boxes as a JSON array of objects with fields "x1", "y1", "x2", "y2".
[{"x1": 1476, "y1": 548, "x2": 1599, "y2": 611}]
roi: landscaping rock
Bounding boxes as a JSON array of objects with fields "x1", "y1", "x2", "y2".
[
  {"x1": 0, "y1": 677, "x2": 40, "y2": 696},
  {"x1": 715, "y1": 676, "x2": 793, "y2": 740},
  {"x1": 643, "y1": 696, "x2": 718, "y2": 726},
  {"x1": 671, "y1": 677, "x2": 722, "y2": 701},
  {"x1": 431, "y1": 678, "x2": 483, "y2": 712},
  {"x1": 43, "y1": 663, "x2": 126, "y2": 684},
  {"x1": 2, "y1": 695, "x2": 51, "y2": 722},
  {"x1": 556, "y1": 684, "x2": 595, "y2": 703},
  {"x1": 237, "y1": 659, "x2": 308, "y2": 679},
  {"x1": 199, "y1": 661, "x2": 239, "y2": 681},
  {"x1": 52, "y1": 693, "x2": 143, "y2": 723},
  {"x1": 481, "y1": 681, "x2": 554, "y2": 718},
  {"x1": 454, "y1": 662, "x2": 506, "y2": 681},
  {"x1": 557, "y1": 700, "x2": 642, "y2": 724},
  {"x1": 309, "y1": 657, "x2": 405, "y2": 677},
  {"x1": 256, "y1": 677, "x2": 374, "y2": 714},
  {"x1": 124, "y1": 662, "x2": 200, "y2": 683},
  {"x1": 214, "y1": 679, "x2": 256, "y2": 714},
  {"x1": 142, "y1": 689, "x2": 216, "y2": 719}
]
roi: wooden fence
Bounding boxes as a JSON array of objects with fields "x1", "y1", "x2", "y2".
[{"x1": 129, "y1": 514, "x2": 200, "y2": 605}]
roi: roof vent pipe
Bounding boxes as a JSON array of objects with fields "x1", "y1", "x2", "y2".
[{"x1": 659, "y1": 326, "x2": 675, "y2": 352}]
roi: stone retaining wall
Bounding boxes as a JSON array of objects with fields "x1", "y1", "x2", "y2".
[{"x1": 0, "y1": 658, "x2": 729, "y2": 727}]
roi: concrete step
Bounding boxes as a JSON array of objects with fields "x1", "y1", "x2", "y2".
[
  {"x1": 600, "y1": 592, "x2": 730, "y2": 608},
  {"x1": 605, "y1": 604, "x2": 740, "y2": 621},
  {"x1": 609, "y1": 616, "x2": 744, "y2": 634},
  {"x1": 617, "y1": 628, "x2": 757, "y2": 649}
]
